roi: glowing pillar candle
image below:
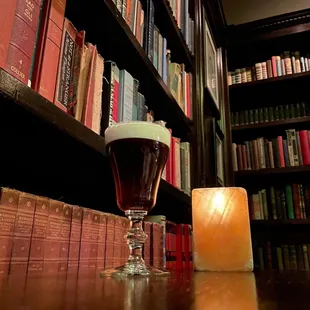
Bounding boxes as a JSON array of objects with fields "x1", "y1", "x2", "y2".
[{"x1": 192, "y1": 187, "x2": 253, "y2": 272}]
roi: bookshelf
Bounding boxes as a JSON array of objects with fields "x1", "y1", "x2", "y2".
[{"x1": 225, "y1": 9, "x2": 310, "y2": 271}]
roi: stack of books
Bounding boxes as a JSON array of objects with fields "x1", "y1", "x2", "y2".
[
  {"x1": 0, "y1": 188, "x2": 192, "y2": 277},
  {"x1": 231, "y1": 102, "x2": 310, "y2": 127},
  {"x1": 232, "y1": 129, "x2": 310, "y2": 171},
  {"x1": 254, "y1": 241, "x2": 310, "y2": 271},
  {"x1": 228, "y1": 51, "x2": 310, "y2": 85},
  {"x1": 249, "y1": 183, "x2": 310, "y2": 220}
]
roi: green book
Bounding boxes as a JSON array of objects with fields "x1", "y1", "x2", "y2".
[
  {"x1": 231, "y1": 112, "x2": 235, "y2": 126},
  {"x1": 280, "y1": 189, "x2": 287, "y2": 219},
  {"x1": 254, "y1": 109, "x2": 259, "y2": 123},
  {"x1": 290, "y1": 104, "x2": 296, "y2": 118},
  {"x1": 269, "y1": 107, "x2": 274, "y2": 121},
  {"x1": 277, "y1": 247, "x2": 284, "y2": 270},
  {"x1": 285, "y1": 184, "x2": 295, "y2": 219},
  {"x1": 249, "y1": 110, "x2": 254, "y2": 124},
  {"x1": 261, "y1": 189, "x2": 268, "y2": 219},
  {"x1": 259, "y1": 108, "x2": 264, "y2": 123},
  {"x1": 244, "y1": 110, "x2": 249, "y2": 125},
  {"x1": 279, "y1": 105, "x2": 284, "y2": 119},
  {"x1": 296, "y1": 103, "x2": 301, "y2": 117},
  {"x1": 284, "y1": 105, "x2": 290, "y2": 119},
  {"x1": 301, "y1": 102, "x2": 307, "y2": 117},
  {"x1": 275, "y1": 106, "x2": 279, "y2": 120},
  {"x1": 239, "y1": 111, "x2": 245, "y2": 125},
  {"x1": 275, "y1": 188, "x2": 282, "y2": 219},
  {"x1": 282, "y1": 245, "x2": 290, "y2": 270},
  {"x1": 235, "y1": 112, "x2": 239, "y2": 126},
  {"x1": 289, "y1": 245, "x2": 298, "y2": 270},
  {"x1": 263, "y1": 107, "x2": 269, "y2": 122}
]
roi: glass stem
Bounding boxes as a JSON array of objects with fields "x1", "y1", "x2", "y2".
[{"x1": 125, "y1": 210, "x2": 147, "y2": 266}]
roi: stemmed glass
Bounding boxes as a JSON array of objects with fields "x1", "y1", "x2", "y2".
[{"x1": 101, "y1": 121, "x2": 171, "y2": 277}]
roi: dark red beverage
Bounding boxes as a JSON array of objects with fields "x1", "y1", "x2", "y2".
[{"x1": 106, "y1": 138, "x2": 169, "y2": 212}]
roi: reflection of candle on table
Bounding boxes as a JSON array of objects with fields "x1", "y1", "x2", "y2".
[
  {"x1": 194, "y1": 272, "x2": 258, "y2": 310},
  {"x1": 192, "y1": 188, "x2": 253, "y2": 271}
]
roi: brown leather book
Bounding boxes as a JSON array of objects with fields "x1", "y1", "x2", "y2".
[
  {"x1": 89, "y1": 210, "x2": 100, "y2": 274},
  {"x1": 68, "y1": 205, "x2": 82, "y2": 274},
  {"x1": 58, "y1": 204, "x2": 72, "y2": 275},
  {"x1": 10, "y1": 192, "x2": 36, "y2": 275},
  {"x1": 0, "y1": 188, "x2": 19, "y2": 276},
  {"x1": 43, "y1": 200, "x2": 63, "y2": 275},
  {"x1": 79, "y1": 208, "x2": 92, "y2": 274},
  {"x1": 96, "y1": 212, "x2": 107, "y2": 271},
  {"x1": 113, "y1": 216, "x2": 123, "y2": 268},
  {"x1": 105, "y1": 214, "x2": 115, "y2": 269},
  {"x1": 143, "y1": 221, "x2": 151, "y2": 266},
  {"x1": 28, "y1": 196, "x2": 50, "y2": 275}
]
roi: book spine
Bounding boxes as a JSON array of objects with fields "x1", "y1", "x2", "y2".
[
  {"x1": 145, "y1": 0, "x2": 154, "y2": 62},
  {"x1": 285, "y1": 185, "x2": 295, "y2": 219},
  {"x1": 173, "y1": 137, "x2": 181, "y2": 189},
  {"x1": 112, "y1": 216, "x2": 122, "y2": 268},
  {"x1": 96, "y1": 212, "x2": 107, "y2": 271},
  {"x1": 79, "y1": 208, "x2": 92, "y2": 273},
  {"x1": 299, "y1": 130, "x2": 310, "y2": 165},
  {"x1": 143, "y1": 221, "x2": 151, "y2": 266},
  {"x1": 43, "y1": 200, "x2": 63, "y2": 275},
  {"x1": 68, "y1": 205, "x2": 82, "y2": 274},
  {"x1": 54, "y1": 18, "x2": 76, "y2": 111},
  {"x1": 58, "y1": 204, "x2": 72, "y2": 275},
  {"x1": 0, "y1": 189, "x2": 19, "y2": 276},
  {"x1": 122, "y1": 70, "x2": 134, "y2": 121},
  {"x1": 28, "y1": 196, "x2": 49, "y2": 275},
  {"x1": 36, "y1": 0, "x2": 66, "y2": 102},
  {"x1": 88, "y1": 210, "x2": 99, "y2": 273},
  {"x1": 10, "y1": 193, "x2": 36, "y2": 275},
  {"x1": 277, "y1": 136, "x2": 285, "y2": 167},
  {"x1": 105, "y1": 214, "x2": 115, "y2": 269}
]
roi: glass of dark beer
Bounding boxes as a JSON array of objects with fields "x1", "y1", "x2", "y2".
[{"x1": 102, "y1": 121, "x2": 171, "y2": 277}]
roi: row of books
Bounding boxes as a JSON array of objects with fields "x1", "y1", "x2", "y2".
[
  {"x1": 249, "y1": 184, "x2": 310, "y2": 220},
  {"x1": 0, "y1": 188, "x2": 193, "y2": 277},
  {"x1": 167, "y1": 0, "x2": 195, "y2": 54},
  {"x1": 254, "y1": 242, "x2": 310, "y2": 271},
  {"x1": 228, "y1": 51, "x2": 310, "y2": 85},
  {"x1": 162, "y1": 137, "x2": 191, "y2": 196},
  {"x1": 232, "y1": 130, "x2": 310, "y2": 171},
  {"x1": 0, "y1": 0, "x2": 192, "y2": 133},
  {"x1": 231, "y1": 102, "x2": 309, "y2": 127}
]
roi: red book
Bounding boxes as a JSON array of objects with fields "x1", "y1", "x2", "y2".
[
  {"x1": 0, "y1": 188, "x2": 19, "y2": 277},
  {"x1": 176, "y1": 224, "x2": 182, "y2": 269},
  {"x1": 68, "y1": 205, "x2": 82, "y2": 275},
  {"x1": 170, "y1": 222, "x2": 177, "y2": 269},
  {"x1": 151, "y1": 223, "x2": 162, "y2": 269},
  {"x1": 105, "y1": 214, "x2": 115, "y2": 269},
  {"x1": 10, "y1": 192, "x2": 36, "y2": 275},
  {"x1": 54, "y1": 18, "x2": 76, "y2": 111},
  {"x1": 0, "y1": 0, "x2": 42, "y2": 85},
  {"x1": 79, "y1": 208, "x2": 92, "y2": 274},
  {"x1": 165, "y1": 129, "x2": 173, "y2": 184},
  {"x1": 189, "y1": 225, "x2": 193, "y2": 269},
  {"x1": 277, "y1": 136, "x2": 285, "y2": 168},
  {"x1": 292, "y1": 184, "x2": 301, "y2": 219},
  {"x1": 143, "y1": 221, "x2": 151, "y2": 266},
  {"x1": 83, "y1": 44, "x2": 97, "y2": 129},
  {"x1": 43, "y1": 200, "x2": 63, "y2": 275},
  {"x1": 165, "y1": 221, "x2": 171, "y2": 269},
  {"x1": 299, "y1": 130, "x2": 310, "y2": 165},
  {"x1": 58, "y1": 204, "x2": 72, "y2": 275},
  {"x1": 89, "y1": 210, "x2": 100, "y2": 274},
  {"x1": 183, "y1": 224, "x2": 190, "y2": 269},
  {"x1": 237, "y1": 145, "x2": 243, "y2": 170},
  {"x1": 96, "y1": 212, "x2": 107, "y2": 272},
  {"x1": 28, "y1": 196, "x2": 49, "y2": 275},
  {"x1": 170, "y1": 136, "x2": 176, "y2": 186},
  {"x1": 34, "y1": 0, "x2": 66, "y2": 102}
]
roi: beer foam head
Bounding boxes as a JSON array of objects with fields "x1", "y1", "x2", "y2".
[{"x1": 105, "y1": 122, "x2": 171, "y2": 147}]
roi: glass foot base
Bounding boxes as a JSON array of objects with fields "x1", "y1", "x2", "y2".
[{"x1": 100, "y1": 264, "x2": 170, "y2": 278}]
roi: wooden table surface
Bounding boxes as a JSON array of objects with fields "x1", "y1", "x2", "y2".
[{"x1": 1, "y1": 271, "x2": 310, "y2": 309}]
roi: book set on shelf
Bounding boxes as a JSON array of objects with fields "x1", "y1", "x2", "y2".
[
  {"x1": 249, "y1": 183, "x2": 310, "y2": 220},
  {"x1": 226, "y1": 11, "x2": 310, "y2": 271},
  {"x1": 228, "y1": 50, "x2": 310, "y2": 86},
  {"x1": 0, "y1": 188, "x2": 193, "y2": 277},
  {"x1": 231, "y1": 102, "x2": 310, "y2": 128},
  {"x1": 253, "y1": 241, "x2": 310, "y2": 271}
]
